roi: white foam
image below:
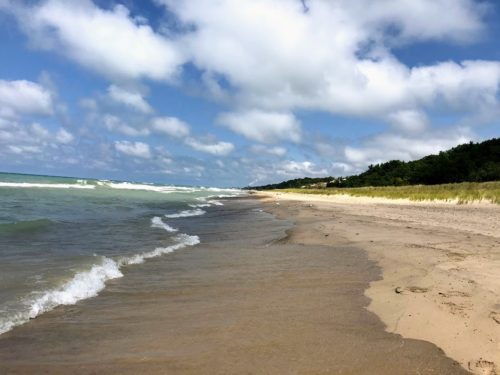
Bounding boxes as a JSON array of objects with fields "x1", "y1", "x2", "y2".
[
  {"x1": 0, "y1": 257, "x2": 122, "y2": 335},
  {"x1": 101, "y1": 181, "x2": 196, "y2": 193},
  {"x1": 208, "y1": 200, "x2": 224, "y2": 206},
  {"x1": 151, "y1": 216, "x2": 178, "y2": 232},
  {"x1": 0, "y1": 182, "x2": 95, "y2": 189},
  {"x1": 120, "y1": 234, "x2": 200, "y2": 265},
  {"x1": 164, "y1": 209, "x2": 206, "y2": 218},
  {"x1": 189, "y1": 203, "x2": 212, "y2": 208},
  {"x1": 0, "y1": 231, "x2": 201, "y2": 335}
]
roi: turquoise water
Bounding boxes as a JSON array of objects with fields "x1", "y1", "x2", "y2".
[{"x1": 0, "y1": 172, "x2": 242, "y2": 334}]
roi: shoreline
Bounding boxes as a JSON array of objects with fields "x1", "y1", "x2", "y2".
[
  {"x1": 259, "y1": 191, "x2": 500, "y2": 374},
  {"x1": 0, "y1": 196, "x2": 469, "y2": 374}
]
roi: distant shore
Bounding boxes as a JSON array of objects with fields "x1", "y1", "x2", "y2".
[{"x1": 260, "y1": 191, "x2": 500, "y2": 374}]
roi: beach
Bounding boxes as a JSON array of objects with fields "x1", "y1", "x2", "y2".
[
  {"x1": 261, "y1": 191, "x2": 500, "y2": 374},
  {"x1": 0, "y1": 194, "x2": 476, "y2": 374}
]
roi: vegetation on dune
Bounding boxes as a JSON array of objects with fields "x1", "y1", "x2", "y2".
[
  {"x1": 328, "y1": 138, "x2": 500, "y2": 188},
  {"x1": 248, "y1": 138, "x2": 500, "y2": 203},
  {"x1": 275, "y1": 181, "x2": 500, "y2": 204}
]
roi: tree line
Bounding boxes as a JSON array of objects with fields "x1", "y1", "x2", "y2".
[{"x1": 249, "y1": 138, "x2": 500, "y2": 190}]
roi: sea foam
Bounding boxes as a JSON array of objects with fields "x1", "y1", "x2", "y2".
[
  {"x1": 0, "y1": 257, "x2": 122, "y2": 335},
  {"x1": 164, "y1": 209, "x2": 206, "y2": 218},
  {"x1": 120, "y1": 234, "x2": 200, "y2": 266},
  {"x1": 0, "y1": 219, "x2": 200, "y2": 335},
  {"x1": 100, "y1": 181, "x2": 196, "y2": 193},
  {"x1": 0, "y1": 182, "x2": 95, "y2": 189},
  {"x1": 151, "y1": 216, "x2": 178, "y2": 232}
]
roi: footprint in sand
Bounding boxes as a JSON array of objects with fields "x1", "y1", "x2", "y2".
[
  {"x1": 489, "y1": 311, "x2": 500, "y2": 325},
  {"x1": 468, "y1": 358, "x2": 497, "y2": 375},
  {"x1": 438, "y1": 290, "x2": 470, "y2": 298},
  {"x1": 406, "y1": 286, "x2": 429, "y2": 293}
]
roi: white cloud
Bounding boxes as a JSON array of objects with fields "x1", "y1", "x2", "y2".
[
  {"x1": 351, "y1": 0, "x2": 487, "y2": 43},
  {"x1": 387, "y1": 110, "x2": 429, "y2": 133},
  {"x1": 103, "y1": 114, "x2": 150, "y2": 137},
  {"x1": 344, "y1": 128, "x2": 474, "y2": 167},
  {"x1": 246, "y1": 159, "x2": 329, "y2": 186},
  {"x1": 277, "y1": 160, "x2": 328, "y2": 177},
  {"x1": 107, "y1": 85, "x2": 152, "y2": 113},
  {"x1": 158, "y1": 0, "x2": 499, "y2": 120},
  {"x1": 7, "y1": 145, "x2": 41, "y2": 154},
  {"x1": 151, "y1": 116, "x2": 190, "y2": 138},
  {"x1": 218, "y1": 110, "x2": 301, "y2": 143},
  {"x1": 114, "y1": 140, "x2": 151, "y2": 158},
  {"x1": 30, "y1": 123, "x2": 50, "y2": 139},
  {"x1": 250, "y1": 145, "x2": 287, "y2": 157},
  {"x1": 0, "y1": 80, "x2": 53, "y2": 117},
  {"x1": 55, "y1": 128, "x2": 74, "y2": 144},
  {"x1": 0, "y1": 120, "x2": 76, "y2": 163},
  {"x1": 185, "y1": 138, "x2": 234, "y2": 156},
  {"x1": 12, "y1": 0, "x2": 183, "y2": 81}
]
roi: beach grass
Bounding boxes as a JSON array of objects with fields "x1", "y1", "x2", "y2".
[{"x1": 273, "y1": 181, "x2": 500, "y2": 204}]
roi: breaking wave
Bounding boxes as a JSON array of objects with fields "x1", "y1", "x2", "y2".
[
  {"x1": 0, "y1": 217, "x2": 200, "y2": 336},
  {"x1": 165, "y1": 209, "x2": 206, "y2": 218},
  {"x1": 0, "y1": 182, "x2": 95, "y2": 189}
]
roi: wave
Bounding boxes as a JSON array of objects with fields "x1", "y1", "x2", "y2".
[
  {"x1": 0, "y1": 219, "x2": 54, "y2": 235},
  {"x1": 151, "y1": 216, "x2": 177, "y2": 232},
  {"x1": 99, "y1": 181, "x2": 196, "y2": 194},
  {"x1": 189, "y1": 203, "x2": 212, "y2": 208},
  {"x1": 0, "y1": 182, "x2": 95, "y2": 189},
  {"x1": 120, "y1": 234, "x2": 200, "y2": 265},
  {"x1": 0, "y1": 230, "x2": 200, "y2": 335},
  {"x1": 0, "y1": 257, "x2": 123, "y2": 335},
  {"x1": 97, "y1": 181, "x2": 243, "y2": 195},
  {"x1": 208, "y1": 200, "x2": 224, "y2": 206},
  {"x1": 164, "y1": 209, "x2": 206, "y2": 218}
]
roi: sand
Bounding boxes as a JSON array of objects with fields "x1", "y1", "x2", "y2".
[
  {"x1": 0, "y1": 197, "x2": 469, "y2": 374},
  {"x1": 260, "y1": 191, "x2": 500, "y2": 375}
]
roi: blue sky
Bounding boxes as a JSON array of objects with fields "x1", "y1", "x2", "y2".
[{"x1": 0, "y1": 0, "x2": 499, "y2": 187}]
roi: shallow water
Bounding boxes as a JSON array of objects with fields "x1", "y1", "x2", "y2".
[{"x1": 0, "y1": 172, "x2": 241, "y2": 334}]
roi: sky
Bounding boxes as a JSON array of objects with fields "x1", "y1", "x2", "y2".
[{"x1": 0, "y1": 0, "x2": 499, "y2": 187}]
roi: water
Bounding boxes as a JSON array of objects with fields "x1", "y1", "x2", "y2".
[{"x1": 0, "y1": 172, "x2": 242, "y2": 334}]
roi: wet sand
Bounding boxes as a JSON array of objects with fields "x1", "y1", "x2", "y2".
[
  {"x1": 263, "y1": 192, "x2": 500, "y2": 375},
  {"x1": 0, "y1": 197, "x2": 469, "y2": 374}
]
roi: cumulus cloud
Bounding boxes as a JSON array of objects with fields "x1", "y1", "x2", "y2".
[
  {"x1": 344, "y1": 127, "x2": 474, "y2": 167},
  {"x1": 218, "y1": 110, "x2": 301, "y2": 143},
  {"x1": 1, "y1": 0, "x2": 498, "y2": 185},
  {"x1": 55, "y1": 128, "x2": 74, "y2": 144},
  {"x1": 277, "y1": 160, "x2": 328, "y2": 176},
  {"x1": 386, "y1": 110, "x2": 429, "y2": 133},
  {"x1": 153, "y1": 0, "x2": 498, "y2": 121},
  {"x1": 103, "y1": 114, "x2": 150, "y2": 137},
  {"x1": 0, "y1": 79, "x2": 53, "y2": 117},
  {"x1": 107, "y1": 85, "x2": 152, "y2": 113},
  {"x1": 151, "y1": 116, "x2": 190, "y2": 138},
  {"x1": 0, "y1": 118, "x2": 76, "y2": 165},
  {"x1": 114, "y1": 140, "x2": 151, "y2": 158},
  {"x1": 185, "y1": 138, "x2": 234, "y2": 156},
  {"x1": 8, "y1": 0, "x2": 183, "y2": 81}
]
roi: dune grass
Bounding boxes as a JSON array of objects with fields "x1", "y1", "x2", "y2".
[{"x1": 274, "y1": 181, "x2": 500, "y2": 204}]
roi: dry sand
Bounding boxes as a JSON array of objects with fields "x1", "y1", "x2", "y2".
[{"x1": 260, "y1": 191, "x2": 500, "y2": 375}]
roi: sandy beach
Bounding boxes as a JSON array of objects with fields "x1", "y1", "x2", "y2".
[
  {"x1": 261, "y1": 191, "x2": 500, "y2": 374},
  {"x1": 0, "y1": 196, "x2": 473, "y2": 374}
]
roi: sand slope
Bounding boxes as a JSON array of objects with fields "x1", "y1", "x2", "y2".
[{"x1": 261, "y1": 192, "x2": 500, "y2": 375}]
